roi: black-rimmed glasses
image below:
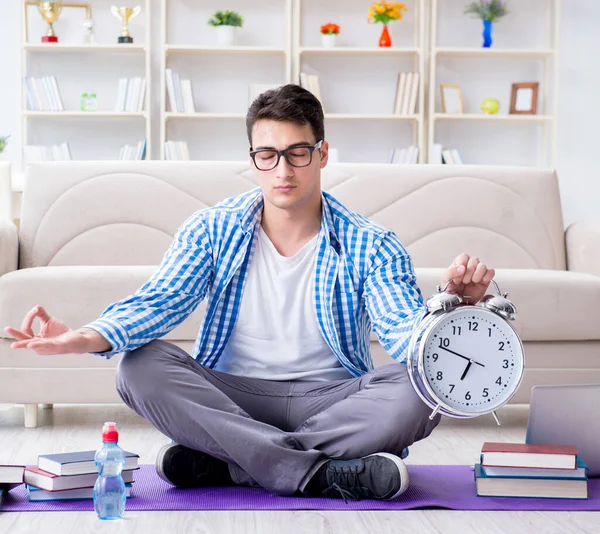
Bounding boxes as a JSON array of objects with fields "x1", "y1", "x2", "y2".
[{"x1": 249, "y1": 140, "x2": 323, "y2": 171}]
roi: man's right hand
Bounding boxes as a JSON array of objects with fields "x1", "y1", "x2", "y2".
[{"x1": 4, "y1": 305, "x2": 111, "y2": 355}]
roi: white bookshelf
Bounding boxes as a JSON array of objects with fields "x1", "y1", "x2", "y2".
[
  {"x1": 20, "y1": 0, "x2": 152, "y2": 163},
  {"x1": 295, "y1": 0, "x2": 426, "y2": 164},
  {"x1": 427, "y1": 0, "x2": 560, "y2": 167},
  {"x1": 160, "y1": 0, "x2": 294, "y2": 161}
]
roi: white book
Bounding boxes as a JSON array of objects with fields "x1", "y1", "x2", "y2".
[
  {"x1": 451, "y1": 149, "x2": 463, "y2": 164},
  {"x1": 41, "y1": 78, "x2": 56, "y2": 111},
  {"x1": 400, "y1": 73, "x2": 413, "y2": 116},
  {"x1": 181, "y1": 79, "x2": 196, "y2": 113},
  {"x1": 394, "y1": 72, "x2": 407, "y2": 115},
  {"x1": 124, "y1": 78, "x2": 133, "y2": 112},
  {"x1": 23, "y1": 78, "x2": 37, "y2": 111},
  {"x1": 396, "y1": 148, "x2": 408, "y2": 164},
  {"x1": 60, "y1": 142, "x2": 70, "y2": 161},
  {"x1": 308, "y1": 75, "x2": 323, "y2": 110},
  {"x1": 165, "y1": 141, "x2": 173, "y2": 160},
  {"x1": 32, "y1": 78, "x2": 48, "y2": 111},
  {"x1": 127, "y1": 77, "x2": 140, "y2": 113},
  {"x1": 50, "y1": 76, "x2": 64, "y2": 111},
  {"x1": 51, "y1": 144, "x2": 62, "y2": 160},
  {"x1": 181, "y1": 141, "x2": 190, "y2": 161},
  {"x1": 118, "y1": 145, "x2": 125, "y2": 160},
  {"x1": 410, "y1": 145, "x2": 420, "y2": 164},
  {"x1": 442, "y1": 149, "x2": 455, "y2": 164},
  {"x1": 430, "y1": 143, "x2": 443, "y2": 164},
  {"x1": 172, "y1": 71, "x2": 184, "y2": 113},
  {"x1": 299, "y1": 72, "x2": 309, "y2": 90},
  {"x1": 165, "y1": 69, "x2": 178, "y2": 113},
  {"x1": 31, "y1": 78, "x2": 44, "y2": 111},
  {"x1": 137, "y1": 77, "x2": 147, "y2": 112},
  {"x1": 116, "y1": 78, "x2": 127, "y2": 112},
  {"x1": 175, "y1": 140, "x2": 185, "y2": 161},
  {"x1": 407, "y1": 73, "x2": 419, "y2": 115}
]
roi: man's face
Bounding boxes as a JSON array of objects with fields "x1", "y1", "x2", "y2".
[{"x1": 250, "y1": 119, "x2": 328, "y2": 214}]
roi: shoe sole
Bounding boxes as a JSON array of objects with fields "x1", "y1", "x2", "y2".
[
  {"x1": 366, "y1": 452, "x2": 410, "y2": 500},
  {"x1": 155, "y1": 442, "x2": 178, "y2": 485}
]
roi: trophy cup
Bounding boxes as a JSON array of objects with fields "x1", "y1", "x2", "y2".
[
  {"x1": 110, "y1": 6, "x2": 141, "y2": 44},
  {"x1": 38, "y1": 1, "x2": 63, "y2": 43}
]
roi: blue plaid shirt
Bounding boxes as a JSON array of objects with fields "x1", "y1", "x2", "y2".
[{"x1": 84, "y1": 189, "x2": 427, "y2": 377}]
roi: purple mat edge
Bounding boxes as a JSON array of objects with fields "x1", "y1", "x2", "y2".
[{"x1": 3, "y1": 464, "x2": 599, "y2": 512}]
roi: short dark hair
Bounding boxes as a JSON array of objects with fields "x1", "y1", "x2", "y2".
[{"x1": 246, "y1": 84, "x2": 324, "y2": 148}]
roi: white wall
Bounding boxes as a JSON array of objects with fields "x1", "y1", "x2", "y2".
[{"x1": 0, "y1": 0, "x2": 597, "y2": 226}]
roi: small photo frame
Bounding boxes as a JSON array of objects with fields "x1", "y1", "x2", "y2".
[
  {"x1": 510, "y1": 82, "x2": 539, "y2": 115},
  {"x1": 440, "y1": 84, "x2": 463, "y2": 114}
]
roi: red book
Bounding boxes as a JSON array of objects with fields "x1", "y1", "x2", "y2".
[{"x1": 481, "y1": 442, "x2": 578, "y2": 470}]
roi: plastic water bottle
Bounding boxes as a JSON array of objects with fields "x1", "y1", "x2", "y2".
[{"x1": 94, "y1": 421, "x2": 126, "y2": 520}]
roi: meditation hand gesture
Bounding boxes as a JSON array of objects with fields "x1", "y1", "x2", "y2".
[{"x1": 4, "y1": 305, "x2": 110, "y2": 355}]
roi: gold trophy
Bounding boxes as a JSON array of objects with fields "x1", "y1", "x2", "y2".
[
  {"x1": 38, "y1": 1, "x2": 63, "y2": 43},
  {"x1": 110, "y1": 6, "x2": 141, "y2": 44}
]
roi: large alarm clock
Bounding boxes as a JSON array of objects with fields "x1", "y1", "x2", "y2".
[{"x1": 407, "y1": 280, "x2": 524, "y2": 425}]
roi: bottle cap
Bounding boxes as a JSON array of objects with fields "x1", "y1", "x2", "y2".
[{"x1": 102, "y1": 421, "x2": 119, "y2": 442}]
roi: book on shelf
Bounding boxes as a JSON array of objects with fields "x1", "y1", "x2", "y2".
[
  {"x1": 0, "y1": 464, "x2": 25, "y2": 486},
  {"x1": 481, "y1": 442, "x2": 578, "y2": 470},
  {"x1": 389, "y1": 145, "x2": 419, "y2": 164},
  {"x1": 430, "y1": 143, "x2": 443, "y2": 164},
  {"x1": 165, "y1": 140, "x2": 190, "y2": 161},
  {"x1": 23, "y1": 76, "x2": 64, "y2": 112},
  {"x1": 119, "y1": 139, "x2": 147, "y2": 160},
  {"x1": 299, "y1": 72, "x2": 323, "y2": 111},
  {"x1": 25, "y1": 143, "x2": 72, "y2": 162},
  {"x1": 115, "y1": 77, "x2": 146, "y2": 113},
  {"x1": 474, "y1": 463, "x2": 587, "y2": 499},
  {"x1": 27, "y1": 483, "x2": 133, "y2": 502},
  {"x1": 38, "y1": 450, "x2": 139, "y2": 477},
  {"x1": 165, "y1": 69, "x2": 196, "y2": 113},
  {"x1": 393, "y1": 72, "x2": 419, "y2": 116},
  {"x1": 24, "y1": 466, "x2": 136, "y2": 492},
  {"x1": 441, "y1": 148, "x2": 463, "y2": 165}
]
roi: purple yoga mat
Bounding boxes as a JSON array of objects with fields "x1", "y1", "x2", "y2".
[{"x1": 3, "y1": 464, "x2": 600, "y2": 512}]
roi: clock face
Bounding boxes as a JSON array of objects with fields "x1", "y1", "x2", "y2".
[{"x1": 422, "y1": 307, "x2": 524, "y2": 414}]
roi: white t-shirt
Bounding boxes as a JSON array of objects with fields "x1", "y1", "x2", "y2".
[{"x1": 216, "y1": 227, "x2": 350, "y2": 381}]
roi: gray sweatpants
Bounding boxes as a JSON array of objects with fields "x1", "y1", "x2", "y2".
[{"x1": 116, "y1": 339, "x2": 440, "y2": 495}]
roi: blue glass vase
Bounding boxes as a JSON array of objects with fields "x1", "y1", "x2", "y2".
[{"x1": 482, "y1": 20, "x2": 492, "y2": 48}]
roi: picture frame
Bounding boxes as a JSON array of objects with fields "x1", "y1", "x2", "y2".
[
  {"x1": 440, "y1": 84, "x2": 463, "y2": 114},
  {"x1": 509, "y1": 82, "x2": 539, "y2": 115}
]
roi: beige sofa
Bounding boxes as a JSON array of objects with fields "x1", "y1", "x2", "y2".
[{"x1": 1, "y1": 162, "x2": 599, "y2": 427}]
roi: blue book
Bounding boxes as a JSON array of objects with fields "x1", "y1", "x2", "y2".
[
  {"x1": 27, "y1": 483, "x2": 133, "y2": 502},
  {"x1": 474, "y1": 464, "x2": 588, "y2": 499},
  {"x1": 38, "y1": 451, "x2": 139, "y2": 476}
]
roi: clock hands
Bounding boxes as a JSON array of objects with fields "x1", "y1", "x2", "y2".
[{"x1": 438, "y1": 345, "x2": 486, "y2": 382}]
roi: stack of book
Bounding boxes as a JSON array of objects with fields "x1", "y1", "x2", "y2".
[
  {"x1": 393, "y1": 72, "x2": 419, "y2": 116},
  {"x1": 164, "y1": 140, "x2": 190, "y2": 160},
  {"x1": 23, "y1": 76, "x2": 64, "y2": 112},
  {"x1": 115, "y1": 77, "x2": 147, "y2": 113},
  {"x1": 24, "y1": 142, "x2": 72, "y2": 162},
  {"x1": 165, "y1": 69, "x2": 196, "y2": 113},
  {"x1": 1, "y1": 463, "x2": 26, "y2": 507},
  {"x1": 23, "y1": 450, "x2": 139, "y2": 502},
  {"x1": 389, "y1": 145, "x2": 419, "y2": 164},
  {"x1": 475, "y1": 441, "x2": 588, "y2": 499},
  {"x1": 119, "y1": 139, "x2": 147, "y2": 160}
]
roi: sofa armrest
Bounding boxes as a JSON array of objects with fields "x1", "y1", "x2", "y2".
[
  {"x1": 566, "y1": 220, "x2": 600, "y2": 277},
  {"x1": 0, "y1": 219, "x2": 18, "y2": 277}
]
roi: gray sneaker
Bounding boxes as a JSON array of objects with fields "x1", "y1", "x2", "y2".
[
  {"x1": 155, "y1": 443, "x2": 232, "y2": 488},
  {"x1": 317, "y1": 453, "x2": 409, "y2": 501}
]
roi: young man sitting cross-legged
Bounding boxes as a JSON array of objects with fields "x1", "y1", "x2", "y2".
[{"x1": 6, "y1": 84, "x2": 495, "y2": 501}]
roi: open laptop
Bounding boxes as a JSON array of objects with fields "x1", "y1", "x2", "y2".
[{"x1": 526, "y1": 384, "x2": 600, "y2": 477}]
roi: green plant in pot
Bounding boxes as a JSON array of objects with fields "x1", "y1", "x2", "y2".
[{"x1": 208, "y1": 10, "x2": 244, "y2": 46}]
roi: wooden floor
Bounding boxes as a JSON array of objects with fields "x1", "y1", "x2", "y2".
[{"x1": 0, "y1": 402, "x2": 599, "y2": 533}]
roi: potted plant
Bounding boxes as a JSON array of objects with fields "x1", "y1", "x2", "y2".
[
  {"x1": 368, "y1": 2, "x2": 408, "y2": 47},
  {"x1": 0, "y1": 135, "x2": 9, "y2": 158},
  {"x1": 320, "y1": 23, "x2": 340, "y2": 48},
  {"x1": 464, "y1": 0, "x2": 509, "y2": 48},
  {"x1": 208, "y1": 10, "x2": 244, "y2": 47}
]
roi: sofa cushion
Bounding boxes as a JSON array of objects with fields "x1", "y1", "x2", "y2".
[{"x1": 414, "y1": 268, "x2": 600, "y2": 342}]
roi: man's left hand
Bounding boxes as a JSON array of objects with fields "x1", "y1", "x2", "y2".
[{"x1": 441, "y1": 253, "x2": 495, "y2": 304}]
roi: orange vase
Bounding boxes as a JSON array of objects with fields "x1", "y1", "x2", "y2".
[{"x1": 379, "y1": 25, "x2": 392, "y2": 47}]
